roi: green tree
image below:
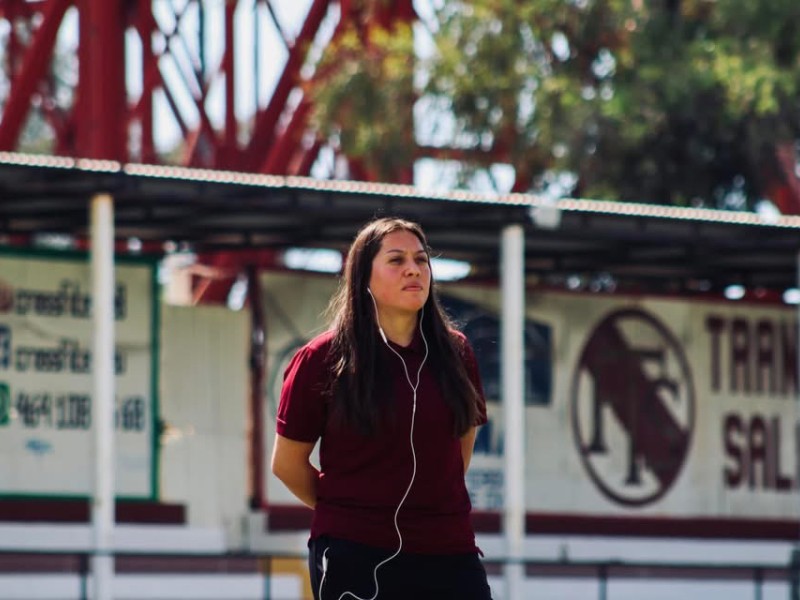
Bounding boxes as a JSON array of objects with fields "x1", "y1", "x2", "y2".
[
  {"x1": 311, "y1": 0, "x2": 800, "y2": 209},
  {"x1": 309, "y1": 21, "x2": 416, "y2": 182}
]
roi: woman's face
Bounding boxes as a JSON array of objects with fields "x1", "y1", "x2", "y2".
[{"x1": 368, "y1": 230, "x2": 431, "y2": 317}]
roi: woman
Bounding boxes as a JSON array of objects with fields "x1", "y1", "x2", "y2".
[{"x1": 271, "y1": 217, "x2": 493, "y2": 600}]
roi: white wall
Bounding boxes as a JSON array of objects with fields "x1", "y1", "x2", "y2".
[{"x1": 159, "y1": 305, "x2": 249, "y2": 534}]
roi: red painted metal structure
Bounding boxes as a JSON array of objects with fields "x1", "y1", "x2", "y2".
[
  {"x1": 0, "y1": 0, "x2": 412, "y2": 172},
  {"x1": 0, "y1": 0, "x2": 419, "y2": 309},
  {"x1": 2, "y1": 5, "x2": 800, "y2": 305},
  {"x1": 1, "y1": 0, "x2": 798, "y2": 202},
  {"x1": 2, "y1": 12, "x2": 800, "y2": 311}
]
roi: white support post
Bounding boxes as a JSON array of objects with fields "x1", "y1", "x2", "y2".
[
  {"x1": 793, "y1": 250, "x2": 800, "y2": 600},
  {"x1": 501, "y1": 223, "x2": 525, "y2": 600},
  {"x1": 91, "y1": 193, "x2": 115, "y2": 600}
]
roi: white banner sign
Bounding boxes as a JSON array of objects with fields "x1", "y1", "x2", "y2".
[
  {"x1": 445, "y1": 285, "x2": 799, "y2": 520},
  {"x1": 0, "y1": 253, "x2": 156, "y2": 498}
]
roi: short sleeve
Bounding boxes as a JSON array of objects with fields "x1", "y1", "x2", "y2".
[
  {"x1": 275, "y1": 340, "x2": 331, "y2": 443},
  {"x1": 455, "y1": 331, "x2": 488, "y2": 427}
]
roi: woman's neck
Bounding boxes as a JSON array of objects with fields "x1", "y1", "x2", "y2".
[{"x1": 377, "y1": 312, "x2": 418, "y2": 347}]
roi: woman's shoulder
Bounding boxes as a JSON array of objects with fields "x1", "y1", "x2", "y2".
[
  {"x1": 283, "y1": 330, "x2": 336, "y2": 377},
  {"x1": 446, "y1": 327, "x2": 477, "y2": 360},
  {"x1": 304, "y1": 329, "x2": 336, "y2": 351},
  {"x1": 297, "y1": 330, "x2": 334, "y2": 358}
]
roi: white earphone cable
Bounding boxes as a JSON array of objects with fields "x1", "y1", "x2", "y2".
[{"x1": 320, "y1": 293, "x2": 428, "y2": 600}]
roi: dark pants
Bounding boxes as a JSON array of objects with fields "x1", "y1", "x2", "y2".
[{"x1": 308, "y1": 535, "x2": 493, "y2": 600}]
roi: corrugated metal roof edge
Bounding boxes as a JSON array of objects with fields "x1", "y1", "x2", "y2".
[{"x1": 2, "y1": 151, "x2": 800, "y2": 230}]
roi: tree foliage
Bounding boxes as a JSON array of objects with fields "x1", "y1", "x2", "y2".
[
  {"x1": 310, "y1": 0, "x2": 800, "y2": 208},
  {"x1": 308, "y1": 21, "x2": 416, "y2": 181}
]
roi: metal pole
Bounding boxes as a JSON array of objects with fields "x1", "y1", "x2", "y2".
[
  {"x1": 91, "y1": 193, "x2": 115, "y2": 600},
  {"x1": 80, "y1": 553, "x2": 89, "y2": 600},
  {"x1": 598, "y1": 564, "x2": 608, "y2": 600},
  {"x1": 794, "y1": 249, "x2": 800, "y2": 600},
  {"x1": 501, "y1": 224, "x2": 525, "y2": 600},
  {"x1": 754, "y1": 567, "x2": 763, "y2": 600},
  {"x1": 79, "y1": 0, "x2": 126, "y2": 160},
  {"x1": 247, "y1": 265, "x2": 266, "y2": 509},
  {"x1": 597, "y1": 564, "x2": 608, "y2": 600}
]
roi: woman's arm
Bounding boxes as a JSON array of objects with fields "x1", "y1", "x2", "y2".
[
  {"x1": 460, "y1": 426, "x2": 478, "y2": 474},
  {"x1": 271, "y1": 434, "x2": 319, "y2": 508}
]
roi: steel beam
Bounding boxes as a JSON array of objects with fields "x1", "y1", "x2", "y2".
[{"x1": 0, "y1": 0, "x2": 71, "y2": 150}]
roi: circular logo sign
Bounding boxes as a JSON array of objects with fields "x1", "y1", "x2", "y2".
[{"x1": 570, "y1": 308, "x2": 695, "y2": 506}]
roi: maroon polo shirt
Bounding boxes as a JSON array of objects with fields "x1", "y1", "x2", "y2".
[{"x1": 276, "y1": 327, "x2": 487, "y2": 554}]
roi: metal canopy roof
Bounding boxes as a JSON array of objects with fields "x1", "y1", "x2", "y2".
[{"x1": 1, "y1": 151, "x2": 799, "y2": 296}]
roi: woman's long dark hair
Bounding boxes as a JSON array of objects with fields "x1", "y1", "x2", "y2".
[{"x1": 326, "y1": 217, "x2": 480, "y2": 437}]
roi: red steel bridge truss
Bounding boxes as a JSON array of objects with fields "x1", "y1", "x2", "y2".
[
  {"x1": 1, "y1": 0, "x2": 798, "y2": 201},
  {"x1": 0, "y1": 0, "x2": 419, "y2": 176},
  {"x1": 0, "y1": 0, "x2": 421, "y2": 301},
  {"x1": 1, "y1": 0, "x2": 800, "y2": 304}
]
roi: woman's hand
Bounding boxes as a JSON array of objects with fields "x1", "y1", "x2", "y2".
[{"x1": 271, "y1": 434, "x2": 319, "y2": 508}]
